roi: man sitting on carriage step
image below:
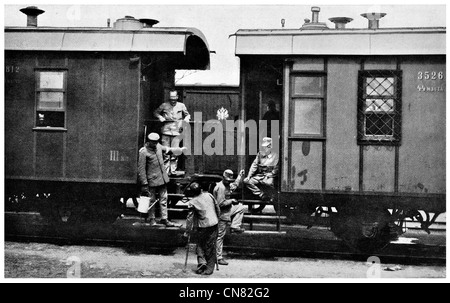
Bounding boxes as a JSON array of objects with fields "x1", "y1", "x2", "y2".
[
  {"x1": 244, "y1": 137, "x2": 279, "y2": 202},
  {"x1": 138, "y1": 132, "x2": 185, "y2": 227}
]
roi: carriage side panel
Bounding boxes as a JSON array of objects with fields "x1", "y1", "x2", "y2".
[
  {"x1": 65, "y1": 54, "x2": 102, "y2": 180},
  {"x1": 399, "y1": 57, "x2": 446, "y2": 194},
  {"x1": 5, "y1": 52, "x2": 37, "y2": 178},
  {"x1": 101, "y1": 53, "x2": 140, "y2": 182},
  {"x1": 325, "y1": 57, "x2": 360, "y2": 191}
]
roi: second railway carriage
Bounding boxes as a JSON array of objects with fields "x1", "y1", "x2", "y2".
[
  {"x1": 4, "y1": 7, "x2": 210, "y2": 223},
  {"x1": 233, "y1": 7, "x2": 446, "y2": 251}
]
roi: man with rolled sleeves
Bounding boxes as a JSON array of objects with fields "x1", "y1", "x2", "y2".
[
  {"x1": 153, "y1": 90, "x2": 191, "y2": 175},
  {"x1": 137, "y1": 132, "x2": 185, "y2": 227},
  {"x1": 214, "y1": 169, "x2": 245, "y2": 266},
  {"x1": 244, "y1": 137, "x2": 279, "y2": 201}
]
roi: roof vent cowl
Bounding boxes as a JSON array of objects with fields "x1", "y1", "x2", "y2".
[
  {"x1": 328, "y1": 17, "x2": 353, "y2": 29},
  {"x1": 139, "y1": 19, "x2": 159, "y2": 28},
  {"x1": 20, "y1": 6, "x2": 45, "y2": 27},
  {"x1": 361, "y1": 12, "x2": 387, "y2": 30}
]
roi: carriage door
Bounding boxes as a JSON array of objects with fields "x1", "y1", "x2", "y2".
[{"x1": 281, "y1": 59, "x2": 326, "y2": 191}]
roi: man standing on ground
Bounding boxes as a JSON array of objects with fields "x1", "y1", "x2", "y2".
[
  {"x1": 214, "y1": 169, "x2": 245, "y2": 266},
  {"x1": 185, "y1": 182, "x2": 220, "y2": 275}
]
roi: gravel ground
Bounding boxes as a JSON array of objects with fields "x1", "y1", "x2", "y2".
[{"x1": 4, "y1": 241, "x2": 446, "y2": 279}]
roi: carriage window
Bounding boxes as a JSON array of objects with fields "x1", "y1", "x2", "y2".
[
  {"x1": 290, "y1": 75, "x2": 324, "y2": 137},
  {"x1": 358, "y1": 71, "x2": 402, "y2": 145},
  {"x1": 35, "y1": 70, "x2": 66, "y2": 128}
]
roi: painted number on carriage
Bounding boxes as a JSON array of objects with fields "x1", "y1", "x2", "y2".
[
  {"x1": 417, "y1": 71, "x2": 444, "y2": 80},
  {"x1": 5, "y1": 65, "x2": 20, "y2": 73}
]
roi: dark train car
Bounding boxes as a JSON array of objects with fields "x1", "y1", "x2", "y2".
[
  {"x1": 234, "y1": 7, "x2": 446, "y2": 250},
  {"x1": 5, "y1": 7, "x2": 210, "y2": 221}
]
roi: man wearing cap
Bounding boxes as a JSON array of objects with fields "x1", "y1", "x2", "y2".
[
  {"x1": 213, "y1": 169, "x2": 245, "y2": 266},
  {"x1": 137, "y1": 132, "x2": 185, "y2": 227},
  {"x1": 153, "y1": 90, "x2": 191, "y2": 175},
  {"x1": 244, "y1": 137, "x2": 279, "y2": 201}
]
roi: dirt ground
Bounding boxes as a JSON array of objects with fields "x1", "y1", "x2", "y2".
[{"x1": 3, "y1": 241, "x2": 446, "y2": 280}]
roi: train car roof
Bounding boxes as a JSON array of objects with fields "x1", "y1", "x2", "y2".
[
  {"x1": 5, "y1": 26, "x2": 210, "y2": 70},
  {"x1": 234, "y1": 27, "x2": 446, "y2": 56}
]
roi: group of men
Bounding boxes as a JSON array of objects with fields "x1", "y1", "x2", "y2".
[{"x1": 137, "y1": 90, "x2": 279, "y2": 275}]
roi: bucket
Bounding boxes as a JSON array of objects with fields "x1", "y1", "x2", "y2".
[{"x1": 137, "y1": 196, "x2": 151, "y2": 214}]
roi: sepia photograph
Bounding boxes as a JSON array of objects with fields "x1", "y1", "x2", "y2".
[{"x1": 1, "y1": 0, "x2": 447, "y2": 286}]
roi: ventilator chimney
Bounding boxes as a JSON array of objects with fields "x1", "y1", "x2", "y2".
[{"x1": 20, "y1": 6, "x2": 45, "y2": 27}]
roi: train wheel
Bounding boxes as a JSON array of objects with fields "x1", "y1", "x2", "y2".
[{"x1": 330, "y1": 207, "x2": 393, "y2": 253}]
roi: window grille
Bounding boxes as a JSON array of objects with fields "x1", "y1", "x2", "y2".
[{"x1": 357, "y1": 70, "x2": 402, "y2": 145}]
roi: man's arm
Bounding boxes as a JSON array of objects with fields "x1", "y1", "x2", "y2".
[
  {"x1": 153, "y1": 104, "x2": 166, "y2": 122},
  {"x1": 247, "y1": 154, "x2": 260, "y2": 179},
  {"x1": 137, "y1": 149, "x2": 148, "y2": 185},
  {"x1": 182, "y1": 103, "x2": 191, "y2": 122},
  {"x1": 269, "y1": 153, "x2": 279, "y2": 177},
  {"x1": 161, "y1": 145, "x2": 186, "y2": 156},
  {"x1": 185, "y1": 207, "x2": 195, "y2": 232}
]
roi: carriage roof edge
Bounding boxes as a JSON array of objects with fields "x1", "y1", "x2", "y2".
[{"x1": 5, "y1": 26, "x2": 211, "y2": 70}]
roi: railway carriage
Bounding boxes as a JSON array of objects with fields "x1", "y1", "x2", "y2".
[
  {"x1": 5, "y1": 7, "x2": 210, "y2": 223},
  {"x1": 4, "y1": 6, "x2": 446, "y2": 253},
  {"x1": 233, "y1": 7, "x2": 446, "y2": 251}
]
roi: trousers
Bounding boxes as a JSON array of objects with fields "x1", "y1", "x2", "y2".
[
  {"x1": 196, "y1": 225, "x2": 218, "y2": 274},
  {"x1": 244, "y1": 174, "x2": 275, "y2": 198},
  {"x1": 147, "y1": 185, "x2": 168, "y2": 220},
  {"x1": 216, "y1": 204, "x2": 245, "y2": 260},
  {"x1": 161, "y1": 135, "x2": 180, "y2": 174}
]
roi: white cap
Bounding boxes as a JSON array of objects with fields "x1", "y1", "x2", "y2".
[{"x1": 147, "y1": 133, "x2": 160, "y2": 141}]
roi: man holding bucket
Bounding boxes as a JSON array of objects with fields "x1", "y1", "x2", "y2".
[{"x1": 137, "y1": 133, "x2": 185, "y2": 227}]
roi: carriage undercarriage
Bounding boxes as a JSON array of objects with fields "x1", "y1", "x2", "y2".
[{"x1": 5, "y1": 175, "x2": 445, "y2": 254}]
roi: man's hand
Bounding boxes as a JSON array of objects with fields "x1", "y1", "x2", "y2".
[
  {"x1": 140, "y1": 185, "x2": 149, "y2": 196},
  {"x1": 158, "y1": 117, "x2": 166, "y2": 123},
  {"x1": 231, "y1": 199, "x2": 239, "y2": 205},
  {"x1": 239, "y1": 169, "x2": 245, "y2": 176},
  {"x1": 244, "y1": 177, "x2": 250, "y2": 183}
]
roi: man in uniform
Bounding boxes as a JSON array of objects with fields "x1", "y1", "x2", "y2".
[
  {"x1": 153, "y1": 90, "x2": 190, "y2": 175},
  {"x1": 138, "y1": 132, "x2": 185, "y2": 227},
  {"x1": 214, "y1": 169, "x2": 245, "y2": 266},
  {"x1": 244, "y1": 137, "x2": 279, "y2": 201}
]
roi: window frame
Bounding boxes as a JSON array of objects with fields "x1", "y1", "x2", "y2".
[
  {"x1": 289, "y1": 73, "x2": 326, "y2": 139},
  {"x1": 357, "y1": 70, "x2": 402, "y2": 146},
  {"x1": 34, "y1": 68, "x2": 68, "y2": 130}
]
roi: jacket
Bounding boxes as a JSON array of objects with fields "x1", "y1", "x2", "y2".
[
  {"x1": 153, "y1": 102, "x2": 191, "y2": 136},
  {"x1": 248, "y1": 151, "x2": 279, "y2": 178},
  {"x1": 213, "y1": 176, "x2": 242, "y2": 221},
  {"x1": 187, "y1": 193, "x2": 220, "y2": 229},
  {"x1": 137, "y1": 143, "x2": 170, "y2": 187}
]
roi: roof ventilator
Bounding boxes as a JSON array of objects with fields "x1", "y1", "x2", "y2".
[
  {"x1": 20, "y1": 6, "x2": 45, "y2": 27},
  {"x1": 361, "y1": 12, "x2": 386, "y2": 30},
  {"x1": 301, "y1": 7, "x2": 329, "y2": 30}
]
